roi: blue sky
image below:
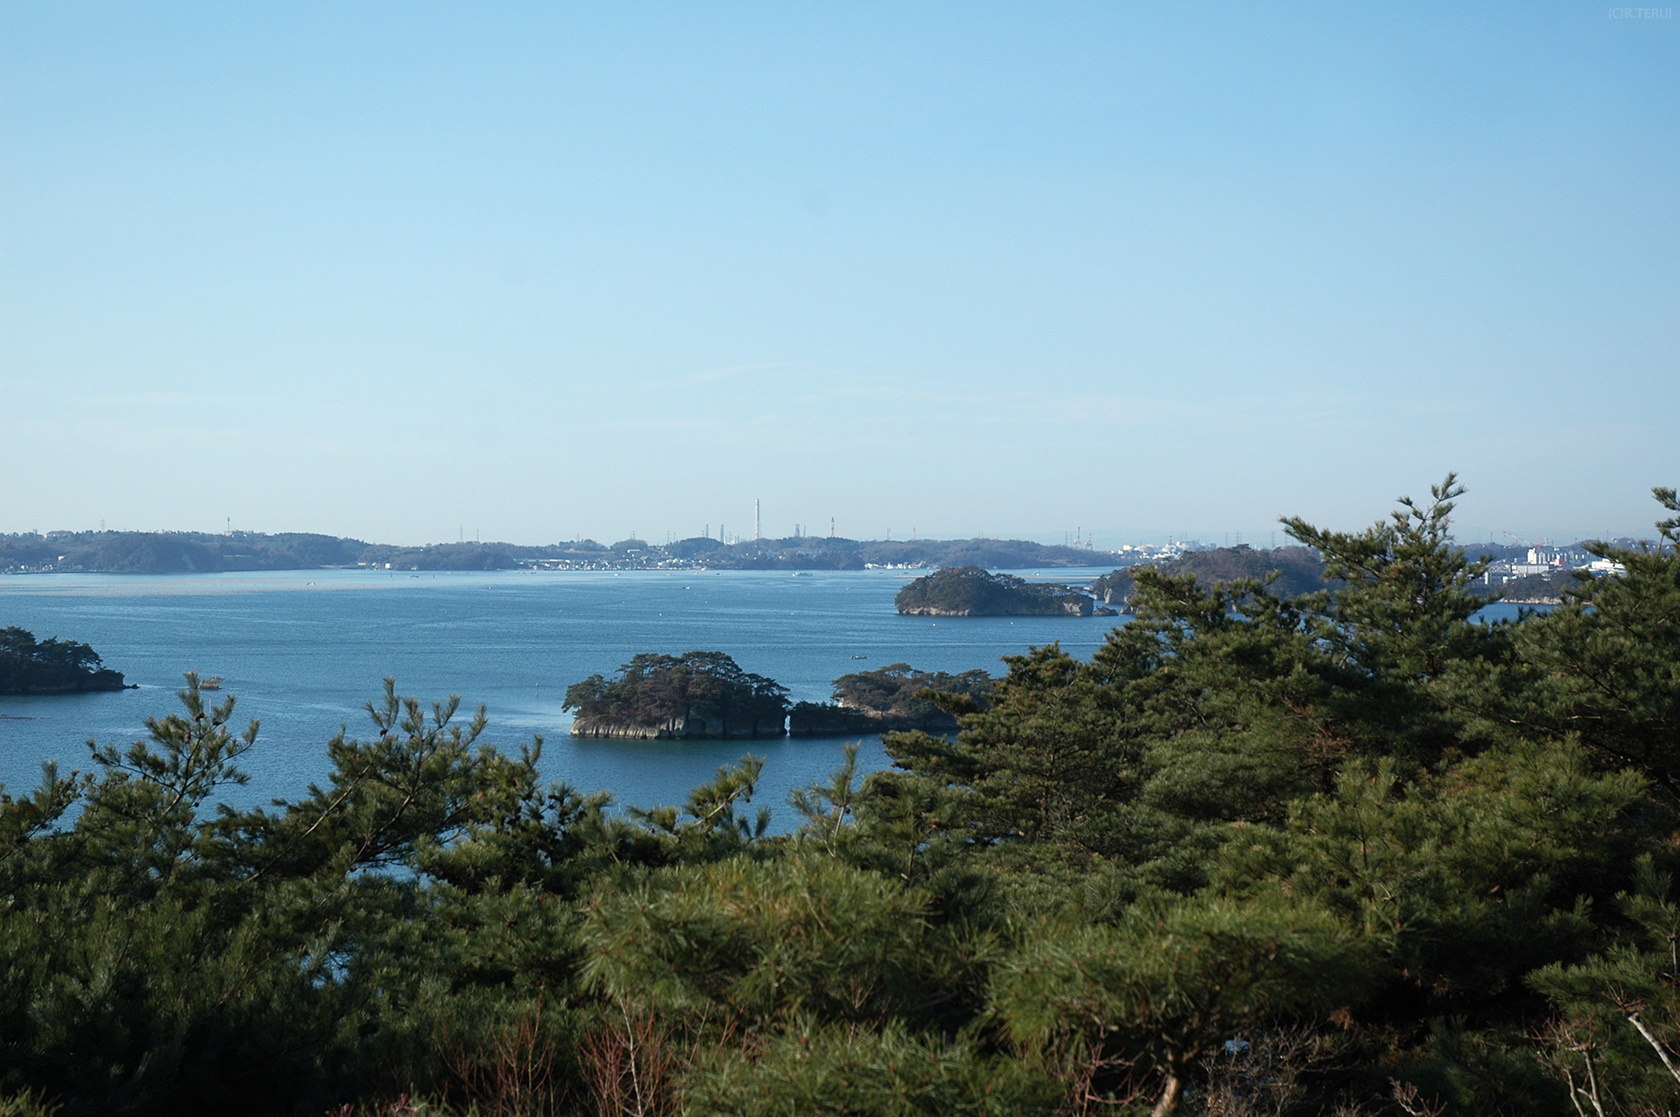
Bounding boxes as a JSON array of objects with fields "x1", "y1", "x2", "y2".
[{"x1": 3, "y1": 3, "x2": 1675, "y2": 546}]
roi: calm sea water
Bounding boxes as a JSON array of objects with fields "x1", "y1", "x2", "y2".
[{"x1": 0, "y1": 567, "x2": 1128, "y2": 830}]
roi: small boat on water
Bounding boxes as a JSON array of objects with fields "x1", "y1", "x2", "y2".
[{"x1": 198, "y1": 676, "x2": 224, "y2": 691}]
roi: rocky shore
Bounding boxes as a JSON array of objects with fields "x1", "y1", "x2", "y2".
[
  {"x1": 2, "y1": 668, "x2": 132, "y2": 695},
  {"x1": 786, "y1": 703, "x2": 957, "y2": 735},
  {"x1": 570, "y1": 713, "x2": 788, "y2": 740}
]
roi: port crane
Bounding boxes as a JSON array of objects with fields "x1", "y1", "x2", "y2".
[{"x1": 1503, "y1": 531, "x2": 1559, "y2": 569}]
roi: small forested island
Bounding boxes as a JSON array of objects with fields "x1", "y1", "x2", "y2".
[
  {"x1": 0, "y1": 626, "x2": 131, "y2": 694},
  {"x1": 895, "y1": 564, "x2": 1115, "y2": 616},
  {"x1": 565, "y1": 650, "x2": 790, "y2": 738},
  {"x1": 788, "y1": 663, "x2": 992, "y2": 734}
]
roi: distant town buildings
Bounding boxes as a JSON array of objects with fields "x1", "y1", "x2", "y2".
[
  {"x1": 1485, "y1": 545, "x2": 1625, "y2": 583},
  {"x1": 1109, "y1": 541, "x2": 1203, "y2": 563}
]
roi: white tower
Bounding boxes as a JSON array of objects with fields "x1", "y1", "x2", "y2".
[{"x1": 754, "y1": 499, "x2": 761, "y2": 541}]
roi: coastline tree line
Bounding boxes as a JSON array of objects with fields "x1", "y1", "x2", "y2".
[{"x1": 2, "y1": 477, "x2": 1678, "y2": 1115}]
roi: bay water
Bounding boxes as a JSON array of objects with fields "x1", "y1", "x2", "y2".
[{"x1": 0, "y1": 567, "x2": 1128, "y2": 830}]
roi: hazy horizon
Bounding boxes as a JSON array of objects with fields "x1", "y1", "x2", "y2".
[
  {"x1": 4, "y1": 513, "x2": 1663, "y2": 555},
  {"x1": 4, "y1": 5, "x2": 1675, "y2": 546}
]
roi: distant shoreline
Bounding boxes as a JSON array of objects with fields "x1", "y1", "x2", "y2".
[{"x1": 2, "y1": 529, "x2": 1114, "y2": 576}]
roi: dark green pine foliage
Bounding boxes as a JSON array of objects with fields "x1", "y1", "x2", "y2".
[
  {"x1": 1280, "y1": 473, "x2": 1501, "y2": 764},
  {"x1": 1493, "y1": 487, "x2": 1680, "y2": 797}
]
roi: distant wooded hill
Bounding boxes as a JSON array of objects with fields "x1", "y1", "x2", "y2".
[
  {"x1": 0, "y1": 530, "x2": 1101, "y2": 575},
  {"x1": 1, "y1": 531, "x2": 371, "y2": 574},
  {"x1": 702, "y1": 536, "x2": 1098, "y2": 570},
  {"x1": 1092, "y1": 545, "x2": 1329, "y2": 606}
]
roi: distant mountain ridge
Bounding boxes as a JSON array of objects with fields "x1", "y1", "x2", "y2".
[
  {"x1": 1, "y1": 529, "x2": 1103, "y2": 575},
  {"x1": 0, "y1": 531, "x2": 368, "y2": 574}
]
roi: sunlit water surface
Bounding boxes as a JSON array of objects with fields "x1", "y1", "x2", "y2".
[{"x1": 1, "y1": 567, "x2": 1139, "y2": 831}]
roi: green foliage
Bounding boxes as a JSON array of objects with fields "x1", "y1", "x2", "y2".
[
  {"x1": 1282, "y1": 473, "x2": 1500, "y2": 763},
  {"x1": 1528, "y1": 856, "x2": 1680, "y2": 1114},
  {"x1": 0, "y1": 1090, "x2": 61, "y2": 1117},
  {"x1": 686, "y1": 1019, "x2": 1054, "y2": 1117},
  {"x1": 0, "y1": 762, "x2": 79, "y2": 882},
  {"x1": 993, "y1": 892, "x2": 1373, "y2": 1108},
  {"x1": 1492, "y1": 486, "x2": 1680, "y2": 798},
  {"x1": 1214, "y1": 739, "x2": 1647, "y2": 1038},
  {"x1": 0, "y1": 679, "x2": 334, "y2": 1113},
  {"x1": 624, "y1": 753, "x2": 772, "y2": 855},
  {"x1": 579, "y1": 854, "x2": 983, "y2": 1029}
]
